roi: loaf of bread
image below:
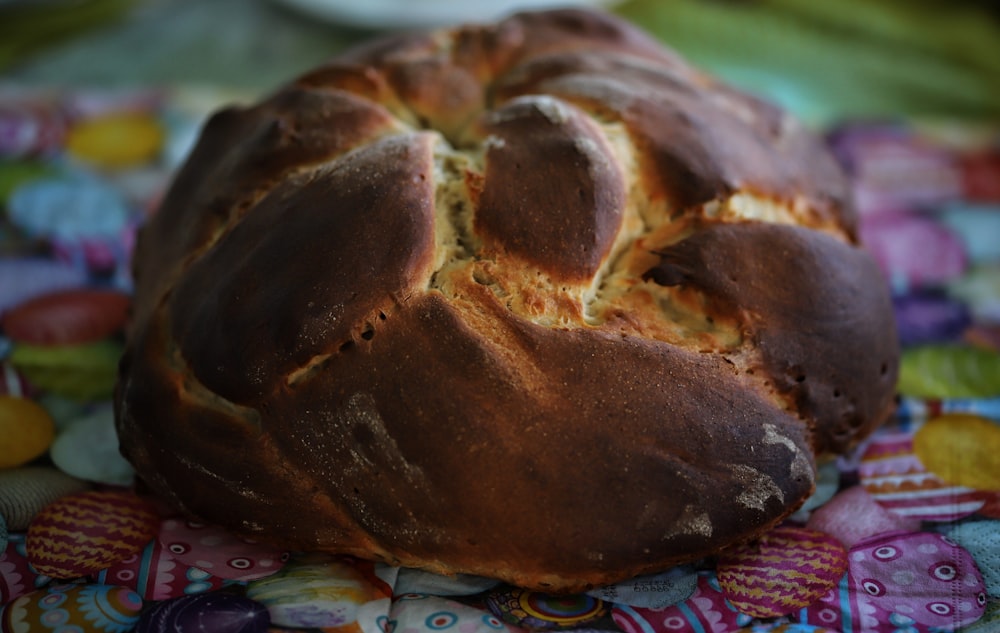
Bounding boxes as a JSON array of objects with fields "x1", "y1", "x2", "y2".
[{"x1": 115, "y1": 8, "x2": 899, "y2": 591}]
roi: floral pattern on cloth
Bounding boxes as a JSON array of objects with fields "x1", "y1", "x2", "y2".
[{"x1": 0, "y1": 90, "x2": 999, "y2": 633}]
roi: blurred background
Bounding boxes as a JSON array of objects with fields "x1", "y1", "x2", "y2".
[{"x1": 1, "y1": 0, "x2": 999, "y2": 125}]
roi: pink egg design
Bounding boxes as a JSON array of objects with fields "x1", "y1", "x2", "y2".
[
  {"x1": 807, "y1": 486, "x2": 922, "y2": 548},
  {"x1": 858, "y1": 426, "x2": 985, "y2": 521},
  {"x1": 157, "y1": 518, "x2": 287, "y2": 581},
  {"x1": 828, "y1": 124, "x2": 962, "y2": 214},
  {"x1": 95, "y1": 532, "x2": 233, "y2": 600},
  {"x1": 0, "y1": 533, "x2": 51, "y2": 604},
  {"x1": 848, "y1": 530, "x2": 987, "y2": 630},
  {"x1": 860, "y1": 210, "x2": 967, "y2": 289},
  {"x1": 801, "y1": 575, "x2": 865, "y2": 632}
]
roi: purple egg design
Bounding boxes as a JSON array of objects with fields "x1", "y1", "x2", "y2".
[
  {"x1": 892, "y1": 291, "x2": 972, "y2": 346},
  {"x1": 134, "y1": 592, "x2": 270, "y2": 633},
  {"x1": 848, "y1": 530, "x2": 987, "y2": 630}
]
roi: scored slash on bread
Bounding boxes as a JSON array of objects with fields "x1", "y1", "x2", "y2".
[{"x1": 115, "y1": 8, "x2": 899, "y2": 591}]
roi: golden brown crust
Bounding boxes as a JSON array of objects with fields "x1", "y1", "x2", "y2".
[{"x1": 116, "y1": 8, "x2": 898, "y2": 591}]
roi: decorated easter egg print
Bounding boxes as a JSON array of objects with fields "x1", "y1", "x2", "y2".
[
  {"x1": 392, "y1": 594, "x2": 518, "y2": 633},
  {"x1": 898, "y1": 344, "x2": 1000, "y2": 399},
  {"x1": 157, "y1": 519, "x2": 287, "y2": 581},
  {"x1": 7, "y1": 178, "x2": 130, "y2": 242},
  {"x1": 9, "y1": 339, "x2": 123, "y2": 401},
  {"x1": 827, "y1": 125, "x2": 962, "y2": 213},
  {"x1": 950, "y1": 263, "x2": 1000, "y2": 324},
  {"x1": 859, "y1": 426, "x2": 985, "y2": 521},
  {"x1": 800, "y1": 573, "x2": 879, "y2": 633},
  {"x1": 716, "y1": 525, "x2": 847, "y2": 619},
  {"x1": 912, "y1": 414, "x2": 1000, "y2": 491},
  {"x1": 0, "y1": 396, "x2": 55, "y2": 469},
  {"x1": 51, "y1": 233, "x2": 130, "y2": 278},
  {"x1": 134, "y1": 592, "x2": 270, "y2": 633},
  {"x1": 66, "y1": 111, "x2": 164, "y2": 169},
  {"x1": 26, "y1": 489, "x2": 158, "y2": 579},
  {"x1": 66, "y1": 90, "x2": 164, "y2": 119},
  {"x1": 95, "y1": 535, "x2": 233, "y2": 601},
  {"x1": 485, "y1": 587, "x2": 607, "y2": 630},
  {"x1": 0, "y1": 466, "x2": 89, "y2": 531},
  {"x1": 892, "y1": 291, "x2": 971, "y2": 346},
  {"x1": 806, "y1": 486, "x2": 920, "y2": 548},
  {"x1": 945, "y1": 520, "x2": 1000, "y2": 598},
  {"x1": 0, "y1": 99, "x2": 67, "y2": 157},
  {"x1": 0, "y1": 259, "x2": 87, "y2": 316},
  {"x1": 611, "y1": 571, "x2": 753, "y2": 633},
  {"x1": 245, "y1": 553, "x2": 389, "y2": 629},
  {"x1": 859, "y1": 210, "x2": 967, "y2": 289},
  {"x1": 49, "y1": 406, "x2": 134, "y2": 486},
  {"x1": 0, "y1": 582, "x2": 142, "y2": 633},
  {"x1": 0, "y1": 533, "x2": 51, "y2": 604},
  {"x1": 958, "y1": 596, "x2": 1000, "y2": 633},
  {"x1": 1, "y1": 289, "x2": 130, "y2": 346},
  {"x1": 848, "y1": 530, "x2": 987, "y2": 630},
  {"x1": 940, "y1": 202, "x2": 1000, "y2": 265},
  {"x1": 894, "y1": 395, "x2": 1000, "y2": 423}
]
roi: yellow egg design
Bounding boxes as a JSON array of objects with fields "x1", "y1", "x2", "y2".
[
  {"x1": 913, "y1": 414, "x2": 1000, "y2": 491},
  {"x1": 0, "y1": 395, "x2": 55, "y2": 469},
  {"x1": 66, "y1": 111, "x2": 164, "y2": 169}
]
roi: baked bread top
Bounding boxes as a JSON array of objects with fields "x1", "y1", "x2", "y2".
[{"x1": 115, "y1": 8, "x2": 899, "y2": 591}]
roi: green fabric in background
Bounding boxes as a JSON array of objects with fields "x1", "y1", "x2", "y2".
[
  {"x1": 1, "y1": 0, "x2": 999, "y2": 125},
  {"x1": 0, "y1": 0, "x2": 134, "y2": 72},
  {"x1": 615, "y1": 0, "x2": 1000, "y2": 125}
]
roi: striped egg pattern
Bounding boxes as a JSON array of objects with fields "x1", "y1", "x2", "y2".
[
  {"x1": 25, "y1": 490, "x2": 159, "y2": 579},
  {"x1": 716, "y1": 525, "x2": 848, "y2": 619},
  {"x1": 859, "y1": 425, "x2": 986, "y2": 521}
]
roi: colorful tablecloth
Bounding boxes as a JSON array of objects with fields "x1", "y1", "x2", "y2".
[{"x1": 0, "y1": 88, "x2": 998, "y2": 633}]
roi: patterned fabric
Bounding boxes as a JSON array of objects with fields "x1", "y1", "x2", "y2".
[{"x1": 0, "y1": 89, "x2": 998, "y2": 633}]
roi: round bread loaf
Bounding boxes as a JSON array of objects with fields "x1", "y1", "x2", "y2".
[{"x1": 115, "y1": 8, "x2": 899, "y2": 591}]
